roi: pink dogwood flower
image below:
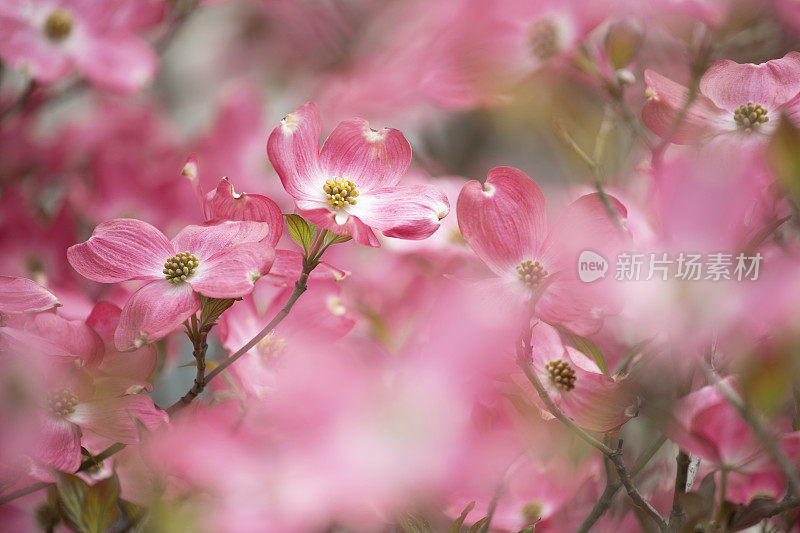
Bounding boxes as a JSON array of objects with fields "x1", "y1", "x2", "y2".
[
  {"x1": 0, "y1": 275, "x2": 59, "y2": 316},
  {"x1": 642, "y1": 52, "x2": 800, "y2": 144},
  {"x1": 267, "y1": 102, "x2": 450, "y2": 247},
  {"x1": 457, "y1": 166, "x2": 628, "y2": 336},
  {"x1": 670, "y1": 381, "x2": 800, "y2": 503},
  {"x1": 67, "y1": 218, "x2": 275, "y2": 350},
  {"x1": 30, "y1": 302, "x2": 167, "y2": 479},
  {"x1": 519, "y1": 322, "x2": 638, "y2": 432},
  {"x1": 0, "y1": 0, "x2": 162, "y2": 93}
]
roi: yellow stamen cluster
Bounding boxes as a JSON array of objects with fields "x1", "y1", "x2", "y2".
[
  {"x1": 517, "y1": 260, "x2": 548, "y2": 288},
  {"x1": 163, "y1": 252, "x2": 198, "y2": 283},
  {"x1": 521, "y1": 501, "x2": 544, "y2": 524},
  {"x1": 44, "y1": 9, "x2": 73, "y2": 42},
  {"x1": 546, "y1": 359, "x2": 576, "y2": 391},
  {"x1": 528, "y1": 18, "x2": 559, "y2": 61},
  {"x1": 323, "y1": 177, "x2": 359, "y2": 207},
  {"x1": 47, "y1": 388, "x2": 78, "y2": 418},
  {"x1": 734, "y1": 102, "x2": 769, "y2": 132}
]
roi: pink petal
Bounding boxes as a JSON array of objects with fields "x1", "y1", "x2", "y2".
[
  {"x1": 87, "y1": 303, "x2": 157, "y2": 383},
  {"x1": 32, "y1": 418, "x2": 81, "y2": 473},
  {"x1": 456, "y1": 167, "x2": 547, "y2": 276},
  {"x1": 69, "y1": 395, "x2": 168, "y2": 444},
  {"x1": 268, "y1": 249, "x2": 348, "y2": 283},
  {"x1": 537, "y1": 193, "x2": 628, "y2": 335},
  {"x1": 114, "y1": 281, "x2": 199, "y2": 351},
  {"x1": 351, "y1": 184, "x2": 450, "y2": 240},
  {"x1": 204, "y1": 178, "x2": 283, "y2": 247},
  {"x1": 189, "y1": 242, "x2": 275, "y2": 299},
  {"x1": 266, "y1": 102, "x2": 324, "y2": 202},
  {"x1": 28, "y1": 313, "x2": 104, "y2": 367},
  {"x1": 557, "y1": 371, "x2": 637, "y2": 433},
  {"x1": 700, "y1": 52, "x2": 800, "y2": 111},
  {"x1": 0, "y1": 276, "x2": 59, "y2": 314},
  {"x1": 642, "y1": 69, "x2": 728, "y2": 143},
  {"x1": 300, "y1": 207, "x2": 381, "y2": 247},
  {"x1": 67, "y1": 219, "x2": 173, "y2": 283},
  {"x1": 319, "y1": 118, "x2": 412, "y2": 192},
  {"x1": 73, "y1": 33, "x2": 157, "y2": 94},
  {"x1": 85, "y1": 301, "x2": 122, "y2": 345},
  {"x1": 171, "y1": 220, "x2": 271, "y2": 262}
]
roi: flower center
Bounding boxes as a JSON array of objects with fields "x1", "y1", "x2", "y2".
[
  {"x1": 517, "y1": 260, "x2": 548, "y2": 288},
  {"x1": 43, "y1": 9, "x2": 73, "y2": 42},
  {"x1": 528, "y1": 18, "x2": 559, "y2": 61},
  {"x1": 0, "y1": 313, "x2": 7, "y2": 328},
  {"x1": 545, "y1": 359, "x2": 576, "y2": 391},
  {"x1": 733, "y1": 102, "x2": 769, "y2": 132},
  {"x1": 324, "y1": 177, "x2": 359, "y2": 208},
  {"x1": 521, "y1": 501, "x2": 544, "y2": 524},
  {"x1": 163, "y1": 251, "x2": 198, "y2": 283},
  {"x1": 47, "y1": 388, "x2": 78, "y2": 418},
  {"x1": 256, "y1": 334, "x2": 286, "y2": 360}
]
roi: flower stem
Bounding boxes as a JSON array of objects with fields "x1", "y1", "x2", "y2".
[
  {"x1": 517, "y1": 328, "x2": 667, "y2": 531},
  {"x1": 166, "y1": 257, "x2": 319, "y2": 415}
]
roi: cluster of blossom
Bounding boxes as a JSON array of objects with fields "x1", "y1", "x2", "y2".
[{"x1": 2, "y1": 0, "x2": 800, "y2": 532}]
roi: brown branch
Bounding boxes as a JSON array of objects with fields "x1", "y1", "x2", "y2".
[{"x1": 0, "y1": 443, "x2": 127, "y2": 506}]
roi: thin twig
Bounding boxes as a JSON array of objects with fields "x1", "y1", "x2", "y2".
[
  {"x1": 578, "y1": 435, "x2": 667, "y2": 533},
  {"x1": 701, "y1": 362, "x2": 800, "y2": 498},
  {"x1": 608, "y1": 440, "x2": 669, "y2": 531},
  {"x1": 667, "y1": 450, "x2": 691, "y2": 531}
]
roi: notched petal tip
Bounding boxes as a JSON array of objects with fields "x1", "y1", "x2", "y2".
[{"x1": 481, "y1": 182, "x2": 496, "y2": 197}]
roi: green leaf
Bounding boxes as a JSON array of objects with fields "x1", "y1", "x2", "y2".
[
  {"x1": 283, "y1": 214, "x2": 314, "y2": 254},
  {"x1": 468, "y1": 516, "x2": 489, "y2": 533},
  {"x1": 324, "y1": 232, "x2": 352, "y2": 246},
  {"x1": 448, "y1": 501, "x2": 475, "y2": 533},
  {"x1": 399, "y1": 513, "x2": 433, "y2": 533},
  {"x1": 83, "y1": 474, "x2": 121, "y2": 533},
  {"x1": 54, "y1": 472, "x2": 90, "y2": 532},
  {"x1": 121, "y1": 499, "x2": 148, "y2": 530},
  {"x1": 557, "y1": 327, "x2": 608, "y2": 375}
]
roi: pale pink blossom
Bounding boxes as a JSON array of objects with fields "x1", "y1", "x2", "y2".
[
  {"x1": 457, "y1": 166, "x2": 628, "y2": 336},
  {"x1": 0, "y1": 0, "x2": 163, "y2": 92},
  {"x1": 267, "y1": 102, "x2": 449, "y2": 246},
  {"x1": 67, "y1": 219, "x2": 275, "y2": 350},
  {"x1": 643, "y1": 52, "x2": 800, "y2": 144}
]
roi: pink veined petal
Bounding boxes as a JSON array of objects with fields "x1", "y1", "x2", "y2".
[
  {"x1": 318, "y1": 117, "x2": 412, "y2": 192},
  {"x1": 69, "y1": 395, "x2": 168, "y2": 444},
  {"x1": 32, "y1": 418, "x2": 81, "y2": 473},
  {"x1": 557, "y1": 372, "x2": 636, "y2": 433},
  {"x1": 350, "y1": 184, "x2": 450, "y2": 240},
  {"x1": 114, "y1": 281, "x2": 199, "y2": 351},
  {"x1": 72, "y1": 32, "x2": 157, "y2": 94},
  {"x1": 67, "y1": 218, "x2": 174, "y2": 283},
  {"x1": 0, "y1": 276, "x2": 59, "y2": 314},
  {"x1": 642, "y1": 69, "x2": 729, "y2": 143},
  {"x1": 267, "y1": 249, "x2": 348, "y2": 283},
  {"x1": 85, "y1": 301, "x2": 122, "y2": 345},
  {"x1": 457, "y1": 166, "x2": 547, "y2": 276},
  {"x1": 699, "y1": 52, "x2": 800, "y2": 111},
  {"x1": 87, "y1": 302, "x2": 158, "y2": 382},
  {"x1": 171, "y1": 220, "x2": 271, "y2": 262},
  {"x1": 28, "y1": 313, "x2": 104, "y2": 367},
  {"x1": 189, "y1": 242, "x2": 275, "y2": 299},
  {"x1": 535, "y1": 278, "x2": 610, "y2": 336},
  {"x1": 300, "y1": 207, "x2": 381, "y2": 247},
  {"x1": 204, "y1": 178, "x2": 283, "y2": 247},
  {"x1": 0, "y1": 18, "x2": 72, "y2": 84},
  {"x1": 266, "y1": 102, "x2": 324, "y2": 202}
]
